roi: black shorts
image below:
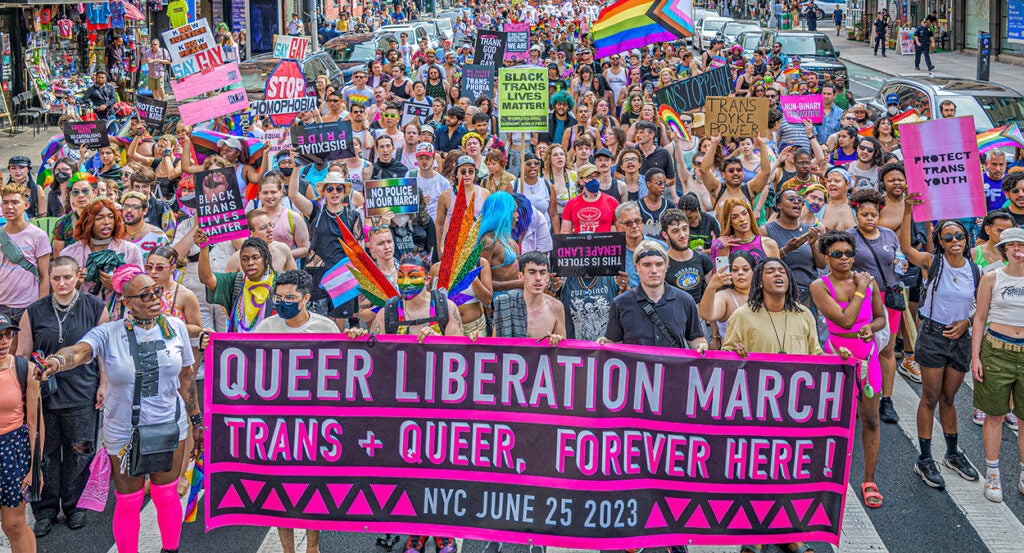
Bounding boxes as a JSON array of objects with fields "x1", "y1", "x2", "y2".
[{"x1": 915, "y1": 318, "x2": 971, "y2": 372}]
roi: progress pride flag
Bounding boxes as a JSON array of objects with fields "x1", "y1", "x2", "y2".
[{"x1": 204, "y1": 336, "x2": 857, "y2": 547}]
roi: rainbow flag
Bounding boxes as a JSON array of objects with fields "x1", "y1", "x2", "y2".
[
  {"x1": 658, "y1": 104, "x2": 692, "y2": 142},
  {"x1": 184, "y1": 458, "x2": 204, "y2": 523},
  {"x1": 782, "y1": 67, "x2": 800, "y2": 77},
  {"x1": 322, "y1": 256, "x2": 361, "y2": 308},
  {"x1": 592, "y1": 0, "x2": 676, "y2": 59},
  {"x1": 977, "y1": 122, "x2": 1024, "y2": 154},
  {"x1": 646, "y1": 0, "x2": 694, "y2": 40}
]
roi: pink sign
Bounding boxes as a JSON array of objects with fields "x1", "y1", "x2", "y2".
[
  {"x1": 178, "y1": 89, "x2": 250, "y2": 126},
  {"x1": 502, "y1": 22, "x2": 530, "y2": 62},
  {"x1": 170, "y1": 62, "x2": 242, "y2": 101},
  {"x1": 780, "y1": 94, "x2": 824, "y2": 124},
  {"x1": 902, "y1": 116, "x2": 986, "y2": 221}
]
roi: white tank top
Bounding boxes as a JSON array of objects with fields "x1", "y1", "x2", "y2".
[
  {"x1": 518, "y1": 176, "x2": 551, "y2": 218},
  {"x1": 989, "y1": 269, "x2": 1024, "y2": 327},
  {"x1": 919, "y1": 257, "x2": 974, "y2": 325},
  {"x1": 606, "y1": 67, "x2": 628, "y2": 103}
]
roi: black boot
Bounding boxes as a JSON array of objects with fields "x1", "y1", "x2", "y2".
[{"x1": 879, "y1": 397, "x2": 899, "y2": 424}]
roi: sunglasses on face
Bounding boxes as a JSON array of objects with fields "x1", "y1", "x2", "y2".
[
  {"x1": 323, "y1": 185, "x2": 344, "y2": 193},
  {"x1": 940, "y1": 232, "x2": 966, "y2": 242},
  {"x1": 859, "y1": 145, "x2": 875, "y2": 153},
  {"x1": 145, "y1": 263, "x2": 171, "y2": 272},
  {"x1": 70, "y1": 189, "x2": 92, "y2": 197},
  {"x1": 126, "y1": 286, "x2": 164, "y2": 302},
  {"x1": 0, "y1": 329, "x2": 15, "y2": 340},
  {"x1": 828, "y1": 250, "x2": 856, "y2": 259},
  {"x1": 1008, "y1": 188, "x2": 1024, "y2": 195}
]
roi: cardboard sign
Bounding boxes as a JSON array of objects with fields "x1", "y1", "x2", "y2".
[
  {"x1": 162, "y1": 18, "x2": 217, "y2": 64},
  {"x1": 473, "y1": 29, "x2": 507, "y2": 67},
  {"x1": 178, "y1": 89, "x2": 250, "y2": 126},
  {"x1": 170, "y1": 61, "x2": 241, "y2": 100},
  {"x1": 262, "y1": 129, "x2": 289, "y2": 155},
  {"x1": 780, "y1": 94, "x2": 824, "y2": 124},
  {"x1": 363, "y1": 178, "x2": 420, "y2": 217},
  {"x1": 135, "y1": 96, "x2": 167, "y2": 132},
  {"x1": 196, "y1": 167, "x2": 247, "y2": 244},
  {"x1": 704, "y1": 96, "x2": 770, "y2": 137},
  {"x1": 654, "y1": 65, "x2": 732, "y2": 113},
  {"x1": 399, "y1": 100, "x2": 432, "y2": 128},
  {"x1": 502, "y1": 22, "x2": 530, "y2": 62},
  {"x1": 551, "y1": 232, "x2": 626, "y2": 277},
  {"x1": 273, "y1": 34, "x2": 310, "y2": 60},
  {"x1": 205, "y1": 335, "x2": 857, "y2": 548},
  {"x1": 902, "y1": 117, "x2": 986, "y2": 221},
  {"x1": 498, "y1": 67, "x2": 548, "y2": 132},
  {"x1": 461, "y1": 64, "x2": 495, "y2": 102},
  {"x1": 254, "y1": 59, "x2": 312, "y2": 126},
  {"x1": 61, "y1": 120, "x2": 109, "y2": 148},
  {"x1": 170, "y1": 46, "x2": 225, "y2": 79},
  {"x1": 290, "y1": 121, "x2": 355, "y2": 161}
]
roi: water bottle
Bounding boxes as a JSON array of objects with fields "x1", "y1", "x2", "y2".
[{"x1": 894, "y1": 252, "x2": 907, "y2": 276}]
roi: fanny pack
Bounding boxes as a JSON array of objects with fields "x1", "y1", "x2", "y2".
[{"x1": 124, "y1": 325, "x2": 179, "y2": 477}]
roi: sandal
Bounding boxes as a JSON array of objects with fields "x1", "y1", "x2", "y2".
[{"x1": 861, "y1": 481, "x2": 884, "y2": 508}]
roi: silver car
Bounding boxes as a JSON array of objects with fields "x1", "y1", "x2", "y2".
[
  {"x1": 696, "y1": 16, "x2": 734, "y2": 52},
  {"x1": 867, "y1": 76, "x2": 1024, "y2": 133}
]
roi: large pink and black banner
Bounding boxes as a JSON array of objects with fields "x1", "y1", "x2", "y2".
[{"x1": 204, "y1": 336, "x2": 857, "y2": 548}]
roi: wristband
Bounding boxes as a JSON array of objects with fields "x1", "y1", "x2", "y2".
[
  {"x1": 190, "y1": 413, "x2": 204, "y2": 426},
  {"x1": 853, "y1": 291, "x2": 866, "y2": 299}
]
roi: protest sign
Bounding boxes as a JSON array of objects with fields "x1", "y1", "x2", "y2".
[
  {"x1": 461, "y1": 64, "x2": 495, "y2": 102},
  {"x1": 178, "y1": 89, "x2": 250, "y2": 126},
  {"x1": 196, "y1": 168, "x2": 247, "y2": 244},
  {"x1": 901, "y1": 117, "x2": 986, "y2": 221},
  {"x1": 170, "y1": 62, "x2": 242, "y2": 100},
  {"x1": 400, "y1": 100, "x2": 432, "y2": 127},
  {"x1": 162, "y1": 18, "x2": 217, "y2": 64},
  {"x1": 251, "y1": 59, "x2": 315, "y2": 126},
  {"x1": 780, "y1": 94, "x2": 824, "y2": 124},
  {"x1": 135, "y1": 96, "x2": 167, "y2": 132},
  {"x1": 551, "y1": 232, "x2": 625, "y2": 276},
  {"x1": 705, "y1": 96, "x2": 770, "y2": 137},
  {"x1": 654, "y1": 65, "x2": 732, "y2": 113},
  {"x1": 170, "y1": 46, "x2": 225, "y2": 79},
  {"x1": 363, "y1": 178, "x2": 420, "y2": 217},
  {"x1": 61, "y1": 120, "x2": 109, "y2": 148},
  {"x1": 498, "y1": 67, "x2": 547, "y2": 132},
  {"x1": 474, "y1": 30, "x2": 507, "y2": 67},
  {"x1": 503, "y1": 23, "x2": 530, "y2": 62},
  {"x1": 291, "y1": 121, "x2": 355, "y2": 161},
  {"x1": 204, "y1": 335, "x2": 857, "y2": 548},
  {"x1": 273, "y1": 34, "x2": 310, "y2": 60},
  {"x1": 262, "y1": 129, "x2": 289, "y2": 155}
]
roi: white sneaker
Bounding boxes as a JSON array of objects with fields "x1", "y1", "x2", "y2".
[{"x1": 985, "y1": 475, "x2": 1003, "y2": 503}]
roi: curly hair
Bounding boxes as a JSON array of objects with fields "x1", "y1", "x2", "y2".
[
  {"x1": 239, "y1": 237, "x2": 274, "y2": 275},
  {"x1": 817, "y1": 229, "x2": 856, "y2": 256},
  {"x1": 73, "y1": 198, "x2": 125, "y2": 243},
  {"x1": 849, "y1": 188, "x2": 885, "y2": 212},
  {"x1": 549, "y1": 90, "x2": 574, "y2": 110}
]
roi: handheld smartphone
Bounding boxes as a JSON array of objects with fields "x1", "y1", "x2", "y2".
[{"x1": 715, "y1": 256, "x2": 730, "y2": 273}]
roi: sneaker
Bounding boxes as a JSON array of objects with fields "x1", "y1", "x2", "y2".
[
  {"x1": 624, "y1": 549, "x2": 646, "y2": 553},
  {"x1": 529, "y1": 547, "x2": 546, "y2": 553},
  {"x1": 1005, "y1": 412, "x2": 1019, "y2": 431},
  {"x1": 405, "y1": 536, "x2": 426, "y2": 553},
  {"x1": 668, "y1": 548, "x2": 688, "y2": 553},
  {"x1": 944, "y1": 451, "x2": 980, "y2": 481},
  {"x1": 481, "y1": 542, "x2": 502, "y2": 553},
  {"x1": 898, "y1": 354, "x2": 923, "y2": 383},
  {"x1": 973, "y1": 408, "x2": 987, "y2": 426},
  {"x1": 879, "y1": 397, "x2": 899, "y2": 424},
  {"x1": 434, "y1": 537, "x2": 457, "y2": 553},
  {"x1": 914, "y1": 457, "x2": 946, "y2": 489},
  {"x1": 985, "y1": 475, "x2": 1003, "y2": 502}
]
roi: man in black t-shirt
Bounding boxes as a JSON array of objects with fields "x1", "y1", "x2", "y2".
[
  {"x1": 678, "y1": 193, "x2": 721, "y2": 253},
  {"x1": 661, "y1": 209, "x2": 713, "y2": 304},
  {"x1": 635, "y1": 121, "x2": 676, "y2": 191},
  {"x1": 914, "y1": 18, "x2": 935, "y2": 71}
]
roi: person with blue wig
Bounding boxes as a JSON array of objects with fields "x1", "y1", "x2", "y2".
[{"x1": 477, "y1": 191, "x2": 522, "y2": 300}]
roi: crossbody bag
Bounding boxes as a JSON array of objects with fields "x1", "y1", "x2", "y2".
[
  {"x1": 124, "y1": 325, "x2": 179, "y2": 476},
  {"x1": 855, "y1": 229, "x2": 906, "y2": 311},
  {"x1": 637, "y1": 296, "x2": 682, "y2": 349}
]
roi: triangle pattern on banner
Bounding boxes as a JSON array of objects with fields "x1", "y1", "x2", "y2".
[
  {"x1": 326, "y1": 483, "x2": 353, "y2": 508},
  {"x1": 685, "y1": 506, "x2": 711, "y2": 529},
  {"x1": 749, "y1": 500, "x2": 775, "y2": 524},
  {"x1": 240, "y1": 479, "x2": 265, "y2": 503},
  {"x1": 809, "y1": 503, "x2": 832, "y2": 527},
  {"x1": 768, "y1": 507, "x2": 792, "y2": 530},
  {"x1": 708, "y1": 499, "x2": 733, "y2": 524},
  {"x1": 791, "y1": 498, "x2": 814, "y2": 522},
  {"x1": 645, "y1": 503, "x2": 668, "y2": 528},
  {"x1": 282, "y1": 483, "x2": 308, "y2": 508},
  {"x1": 391, "y1": 491, "x2": 417, "y2": 517},
  {"x1": 262, "y1": 488, "x2": 287, "y2": 512},
  {"x1": 727, "y1": 510, "x2": 753, "y2": 530},
  {"x1": 665, "y1": 497, "x2": 690, "y2": 522},
  {"x1": 305, "y1": 489, "x2": 331, "y2": 515},
  {"x1": 347, "y1": 490, "x2": 374, "y2": 516},
  {"x1": 370, "y1": 484, "x2": 397, "y2": 508},
  {"x1": 217, "y1": 483, "x2": 244, "y2": 510}
]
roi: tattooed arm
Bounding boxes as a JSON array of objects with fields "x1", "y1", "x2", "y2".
[
  {"x1": 179, "y1": 357, "x2": 204, "y2": 460},
  {"x1": 444, "y1": 299, "x2": 463, "y2": 336}
]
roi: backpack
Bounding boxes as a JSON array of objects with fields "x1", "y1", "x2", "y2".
[
  {"x1": 383, "y1": 290, "x2": 449, "y2": 334},
  {"x1": 920, "y1": 253, "x2": 981, "y2": 312},
  {"x1": 14, "y1": 356, "x2": 29, "y2": 404}
]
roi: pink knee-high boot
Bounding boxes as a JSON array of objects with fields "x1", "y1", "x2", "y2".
[
  {"x1": 150, "y1": 480, "x2": 184, "y2": 551},
  {"x1": 112, "y1": 488, "x2": 146, "y2": 553}
]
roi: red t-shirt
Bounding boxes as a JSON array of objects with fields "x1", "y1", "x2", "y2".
[{"x1": 562, "y1": 193, "x2": 619, "y2": 233}]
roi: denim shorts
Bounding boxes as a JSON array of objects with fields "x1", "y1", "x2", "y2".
[
  {"x1": 974, "y1": 331, "x2": 1024, "y2": 418},
  {"x1": 915, "y1": 318, "x2": 971, "y2": 372}
]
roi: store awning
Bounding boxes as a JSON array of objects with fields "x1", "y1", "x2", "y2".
[{"x1": 117, "y1": 0, "x2": 145, "y2": 21}]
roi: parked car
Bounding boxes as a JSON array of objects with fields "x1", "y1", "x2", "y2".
[
  {"x1": 865, "y1": 76, "x2": 1024, "y2": 133},
  {"x1": 379, "y1": 22, "x2": 439, "y2": 49},
  {"x1": 757, "y1": 30, "x2": 847, "y2": 80},
  {"x1": 238, "y1": 51, "x2": 345, "y2": 100},
  {"x1": 431, "y1": 17, "x2": 454, "y2": 41},
  {"x1": 696, "y1": 16, "x2": 734, "y2": 52},
  {"x1": 735, "y1": 31, "x2": 763, "y2": 57},
  {"x1": 718, "y1": 20, "x2": 762, "y2": 46}
]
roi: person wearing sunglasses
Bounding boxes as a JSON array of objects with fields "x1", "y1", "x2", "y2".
[
  {"x1": 1002, "y1": 172, "x2": 1024, "y2": 228},
  {"x1": 560, "y1": 164, "x2": 619, "y2": 234},
  {"x1": 897, "y1": 200, "x2": 983, "y2": 491},
  {"x1": 119, "y1": 191, "x2": 169, "y2": 261},
  {"x1": 51, "y1": 173, "x2": 96, "y2": 257},
  {"x1": 810, "y1": 231, "x2": 886, "y2": 508},
  {"x1": 39, "y1": 264, "x2": 199, "y2": 553},
  {"x1": 849, "y1": 136, "x2": 884, "y2": 193},
  {"x1": 61, "y1": 199, "x2": 145, "y2": 312}
]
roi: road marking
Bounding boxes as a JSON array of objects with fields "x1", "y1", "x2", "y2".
[
  {"x1": 891, "y1": 376, "x2": 1024, "y2": 553},
  {"x1": 105, "y1": 488, "x2": 190, "y2": 553}
]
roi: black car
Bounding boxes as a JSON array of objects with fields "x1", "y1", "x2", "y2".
[
  {"x1": 757, "y1": 30, "x2": 847, "y2": 81},
  {"x1": 238, "y1": 52, "x2": 345, "y2": 99}
]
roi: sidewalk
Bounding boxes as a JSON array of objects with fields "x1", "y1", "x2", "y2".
[{"x1": 833, "y1": 34, "x2": 1024, "y2": 93}]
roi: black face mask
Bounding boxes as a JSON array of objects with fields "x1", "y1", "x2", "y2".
[
  {"x1": 54, "y1": 171, "x2": 72, "y2": 183},
  {"x1": 279, "y1": 167, "x2": 294, "y2": 177}
]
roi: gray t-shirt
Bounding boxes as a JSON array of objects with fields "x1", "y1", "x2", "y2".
[
  {"x1": 848, "y1": 164, "x2": 881, "y2": 193},
  {"x1": 763, "y1": 221, "x2": 816, "y2": 289},
  {"x1": 849, "y1": 227, "x2": 901, "y2": 288}
]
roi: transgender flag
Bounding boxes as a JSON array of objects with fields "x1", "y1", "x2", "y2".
[{"x1": 322, "y1": 256, "x2": 361, "y2": 308}]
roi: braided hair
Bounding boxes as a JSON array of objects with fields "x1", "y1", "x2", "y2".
[{"x1": 240, "y1": 237, "x2": 274, "y2": 276}]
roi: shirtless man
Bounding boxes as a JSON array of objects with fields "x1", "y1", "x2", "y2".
[
  {"x1": 492, "y1": 251, "x2": 566, "y2": 340},
  {"x1": 701, "y1": 135, "x2": 771, "y2": 214},
  {"x1": 226, "y1": 209, "x2": 297, "y2": 273}
]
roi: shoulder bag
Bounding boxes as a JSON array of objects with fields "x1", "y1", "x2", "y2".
[
  {"x1": 855, "y1": 229, "x2": 906, "y2": 311},
  {"x1": 125, "y1": 325, "x2": 180, "y2": 476}
]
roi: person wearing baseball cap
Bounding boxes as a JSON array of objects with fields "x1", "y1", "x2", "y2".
[
  {"x1": 885, "y1": 93, "x2": 901, "y2": 116},
  {"x1": 7, "y1": 155, "x2": 44, "y2": 219},
  {"x1": 408, "y1": 142, "x2": 450, "y2": 222}
]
